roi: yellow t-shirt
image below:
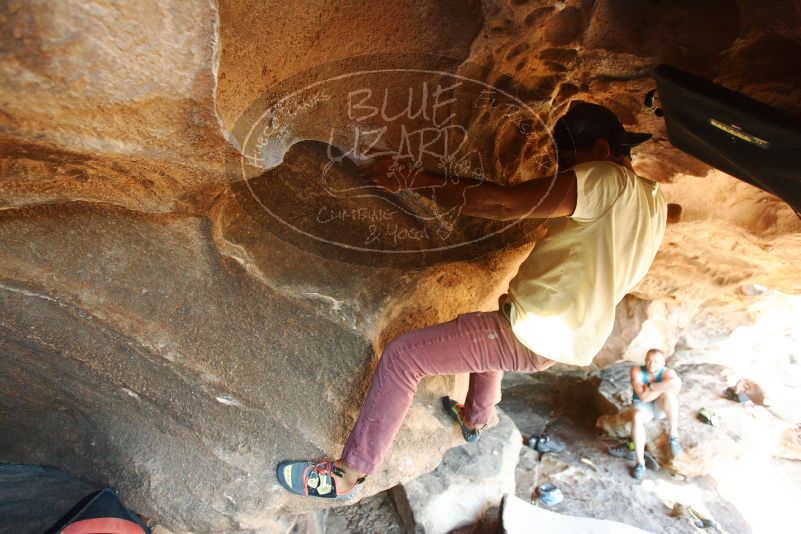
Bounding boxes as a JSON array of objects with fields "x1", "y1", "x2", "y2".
[{"x1": 507, "y1": 161, "x2": 666, "y2": 366}]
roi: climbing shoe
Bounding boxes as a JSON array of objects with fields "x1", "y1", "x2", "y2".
[
  {"x1": 276, "y1": 460, "x2": 365, "y2": 500},
  {"x1": 644, "y1": 451, "x2": 661, "y2": 471},
  {"x1": 525, "y1": 434, "x2": 566, "y2": 453},
  {"x1": 607, "y1": 440, "x2": 636, "y2": 460},
  {"x1": 668, "y1": 435, "x2": 682, "y2": 457},
  {"x1": 632, "y1": 462, "x2": 646, "y2": 480},
  {"x1": 608, "y1": 441, "x2": 660, "y2": 470},
  {"x1": 442, "y1": 396, "x2": 480, "y2": 443},
  {"x1": 724, "y1": 386, "x2": 749, "y2": 403}
]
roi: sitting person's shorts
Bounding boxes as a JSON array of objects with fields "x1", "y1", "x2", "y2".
[{"x1": 633, "y1": 399, "x2": 666, "y2": 420}]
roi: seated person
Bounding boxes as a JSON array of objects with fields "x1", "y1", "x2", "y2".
[{"x1": 628, "y1": 348, "x2": 682, "y2": 479}]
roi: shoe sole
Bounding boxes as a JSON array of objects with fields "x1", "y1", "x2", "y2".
[
  {"x1": 275, "y1": 461, "x2": 360, "y2": 501},
  {"x1": 631, "y1": 466, "x2": 646, "y2": 480},
  {"x1": 276, "y1": 460, "x2": 307, "y2": 496}
]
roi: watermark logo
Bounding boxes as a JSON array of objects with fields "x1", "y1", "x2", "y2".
[{"x1": 225, "y1": 54, "x2": 559, "y2": 267}]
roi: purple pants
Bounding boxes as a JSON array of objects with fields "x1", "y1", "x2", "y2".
[{"x1": 340, "y1": 309, "x2": 550, "y2": 474}]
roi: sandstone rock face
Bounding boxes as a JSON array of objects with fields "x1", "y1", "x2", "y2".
[
  {"x1": 0, "y1": 194, "x2": 523, "y2": 531},
  {"x1": 0, "y1": 0, "x2": 226, "y2": 213},
  {"x1": 391, "y1": 409, "x2": 521, "y2": 534},
  {"x1": 2, "y1": 1, "x2": 801, "y2": 532}
]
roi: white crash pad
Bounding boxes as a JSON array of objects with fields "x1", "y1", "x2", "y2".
[{"x1": 501, "y1": 494, "x2": 654, "y2": 534}]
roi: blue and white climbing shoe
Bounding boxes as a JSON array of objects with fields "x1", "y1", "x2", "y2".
[{"x1": 276, "y1": 460, "x2": 365, "y2": 500}]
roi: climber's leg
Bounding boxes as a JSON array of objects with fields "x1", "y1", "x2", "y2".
[{"x1": 339, "y1": 310, "x2": 550, "y2": 477}]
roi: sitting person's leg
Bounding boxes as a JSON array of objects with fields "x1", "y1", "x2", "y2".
[
  {"x1": 278, "y1": 309, "x2": 549, "y2": 498},
  {"x1": 631, "y1": 402, "x2": 654, "y2": 478},
  {"x1": 656, "y1": 392, "x2": 681, "y2": 456}
]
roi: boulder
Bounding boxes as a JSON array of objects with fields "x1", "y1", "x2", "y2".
[
  {"x1": 391, "y1": 409, "x2": 521, "y2": 534},
  {"x1": 500, "y1": 494, "x2": 653, "y2": 534},
  {"x1": 0, "y1": 197, "x2": 527, "y2": 532},
  {"x1": 325, "y1": 491, "x2": 403, "y2": 534},
  {"x1": 592, "y1": 296, "x2": 701, "y2": 369}
]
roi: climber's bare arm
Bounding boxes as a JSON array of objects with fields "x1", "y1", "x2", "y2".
[
  {"x1": 363, "y1": 156, "x2": 577, "y2": 220},
  {"x1": 649, "y1": 370, "x2": 682, "y2": 394},
  {"x1": 631, "y1": 368, "x2": 681, "y2": 403},
  {"x1": 631, "y1": 368, "x2": 657, "y2": 402}
]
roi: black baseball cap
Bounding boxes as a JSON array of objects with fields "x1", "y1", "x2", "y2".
[{"x1": 553, "y1": 102, "x2": 651, "y2": 152}]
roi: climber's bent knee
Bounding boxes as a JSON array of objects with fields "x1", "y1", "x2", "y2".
[{"x1": 530, "y1": 353, "x2": 556, "y2": 372}]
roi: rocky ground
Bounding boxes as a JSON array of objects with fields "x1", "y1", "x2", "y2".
[{"x1": 327, "y1": 492, "x2": 404, "y2": 534}]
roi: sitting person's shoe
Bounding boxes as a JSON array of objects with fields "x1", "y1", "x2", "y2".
[
  {"x1": 608, "y1": 441, "x2": 660, "y2": 470},
  {"x1": 526, "y1": 434, "x2": 566, "y2": 453},
  {"x1": 644, "y1": 451, "x2": 661, "y2": 471},
  {"x1": 668, "y1": 435, "x2": 682, "y2": 457},
  {"x1": 724, "y1": 386, "x2": 749, "y2": 403},
  {"x1": 631, "y1": 462, "x2": 646, "y2": 480},
  {"x1": 608, "y1": 440, "x2": 636, "y2": 460},
  {"x1": 442, "y1": 396, "x2": 480, "y2": 443},
  {"x1": 276, "y1": 460, "x2": 365, "y2": 500}
]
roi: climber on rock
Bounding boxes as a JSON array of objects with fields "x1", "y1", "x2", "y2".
[
  {"x1": 616, "y1": 348, "x2": 683, "y2": 480},
  {"x1": 277, "y1": 102, "x2": 667, "y2": 500}
]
